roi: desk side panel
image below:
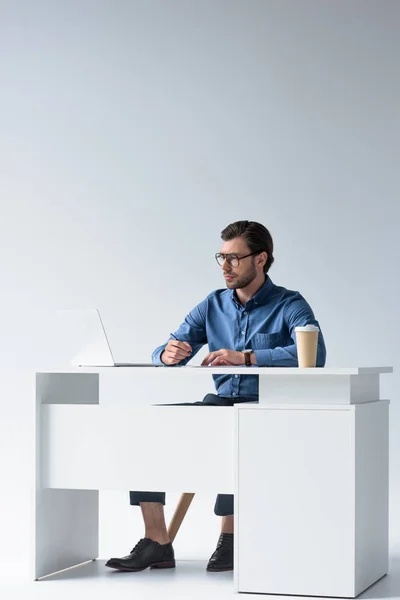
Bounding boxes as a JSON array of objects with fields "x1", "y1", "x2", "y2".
[
  {"x1": 35, "y1": 374, "x2": 99, "y2": 580},
  {"x1": 37, "y1": 373, "x2": 99, "y2": 404},
  {"x1": 34, "y1": 489, "x2": 98, "y2": 579},
  {"x1": 354, "y1": 401, "x2": 389, "y2": 595}
]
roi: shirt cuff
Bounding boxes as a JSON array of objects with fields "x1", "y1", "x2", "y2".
[
  {"x1": 253, "y1": 349, "x2": 273, "y2": 367},
  {"x1": 152, "y1": 347, "x2": 166, "y2": 366}
]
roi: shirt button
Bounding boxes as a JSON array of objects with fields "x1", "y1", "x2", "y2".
[
  {"x1": 241, "y1": 330, "x2": 245, "y2": 335},
  {"x1": 232, "y1": 392, "x2": 237, "y2": 396},
  {"x1": 234, "y1": 374, "x2": 239, "y2": 378},
  {"x1": 243, "y1": 311, "x2": 247, "y2": 316}
]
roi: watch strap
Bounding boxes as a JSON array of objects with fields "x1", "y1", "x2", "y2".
[{"x1": 244, "y1": 350, "x2": 253, "y2": 366}]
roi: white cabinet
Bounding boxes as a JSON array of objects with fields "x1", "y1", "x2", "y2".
[{"x1": 235, "y1": 401, "x2": 389, "y2": 598}]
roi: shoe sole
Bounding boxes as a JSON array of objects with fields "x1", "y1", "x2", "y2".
[
  {"x1": 105, "y1": 560, "x2": 176, "y2": 572},
  {"x1": 206, "y1": 566, "x2": 233, "y2": 572}
]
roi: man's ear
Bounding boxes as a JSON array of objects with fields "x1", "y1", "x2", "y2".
[{"x1": 257, "y1": 252, "x2": 267, "y2": 268}]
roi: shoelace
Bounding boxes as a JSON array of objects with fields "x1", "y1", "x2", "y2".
[
  {"x1": 216, "y1": 533, "x2": 233, "y2": 550},
  {"x1": 130, "y1": 538, "x2": 150, "y2": 555}
]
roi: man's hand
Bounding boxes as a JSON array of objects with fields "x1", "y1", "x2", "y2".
[
  {"x1": 201, "y1": 349, "x2": 245, "y2": 367},
  {"x1": 161, "y1": 340, "x2": 192, "y2": 365}
]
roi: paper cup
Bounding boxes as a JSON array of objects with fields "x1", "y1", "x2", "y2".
[{"x1": 295, "y1": 325, "x2": 319, "y2": 368}]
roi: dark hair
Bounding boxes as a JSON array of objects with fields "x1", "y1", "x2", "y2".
[{"x1": 221, "y1": 220, "x2": 275, "y2": 274}]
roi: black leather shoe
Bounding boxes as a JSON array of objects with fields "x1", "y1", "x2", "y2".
[
  {"x1": 206, "y1": 533, "x2": 233, "y2": 572},
  {"x1": 105, "y1": 538, "x2": 175, "y2": 572}
]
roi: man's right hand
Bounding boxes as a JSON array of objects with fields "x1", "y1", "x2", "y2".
[{"x1": 161, "y1": 340, "x2": 192, "y2": 365}]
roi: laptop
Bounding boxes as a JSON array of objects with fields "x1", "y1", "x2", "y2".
[{"x1": 56, "y1": 309, "x2": 158, "y2": 367}]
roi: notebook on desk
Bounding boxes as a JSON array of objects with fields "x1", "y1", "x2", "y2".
[{"x1": 56, "y1": 308, "x2": 159, "y2": 367}]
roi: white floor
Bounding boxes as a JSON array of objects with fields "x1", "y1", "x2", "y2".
[{"x1": 1, "y1": 554, "x2": 400, "y2": 600}]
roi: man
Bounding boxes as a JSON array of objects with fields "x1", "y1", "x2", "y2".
[{"x1": 106, "y1": 220, "x2": 326, "y2": 573}]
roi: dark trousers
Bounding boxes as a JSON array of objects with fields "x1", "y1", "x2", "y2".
[{"x1": 129, "y1": 393, "x2": 257, "y2": 516}]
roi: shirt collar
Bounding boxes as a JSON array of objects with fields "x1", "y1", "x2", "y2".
[{"x1": 231, "y1": 275, "x2": 275, "y2": 307}]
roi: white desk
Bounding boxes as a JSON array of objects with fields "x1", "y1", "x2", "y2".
[{"x1": 34, "y1": 366, "x2": 392, "y2": 597}]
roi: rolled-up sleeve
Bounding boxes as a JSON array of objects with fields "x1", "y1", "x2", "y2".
[{"x1": 152, "y1": 298, "x2": 208, "y2": 366}]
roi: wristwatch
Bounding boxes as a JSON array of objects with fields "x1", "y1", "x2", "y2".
[{"x1": 243, "y1": 349, "x2": 254, "y2": 366}]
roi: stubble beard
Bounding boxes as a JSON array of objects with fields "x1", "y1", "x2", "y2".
[{"x1": 225, "y1": 261, "x2": 258, "y2": 290}]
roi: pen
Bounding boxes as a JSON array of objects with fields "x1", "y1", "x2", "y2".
[
  {"x1": 170, "y1": 333, "x2": 192, "y2": 345},
  {"x1": 170, "y1": 332, "x2": 192, "y2": 350}
]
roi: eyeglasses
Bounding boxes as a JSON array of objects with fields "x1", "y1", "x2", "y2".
[{"x1": 215, "y1": 251, "x2": 260, "y2": 267}]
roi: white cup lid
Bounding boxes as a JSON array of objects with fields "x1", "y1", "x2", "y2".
[{"x1": 295, "y1": 325, "x2": 320, "y2": 332}]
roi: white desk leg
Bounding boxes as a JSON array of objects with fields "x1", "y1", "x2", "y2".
[
  {"x1": 235, "y1": 401, "x2": 389, "y2": 598},
  {"x1": 34, "y1": 489, "x2": 99, "y2": 580},
  {"x1": 34, "y1": 374, "x2": 99, "y2": 580}
]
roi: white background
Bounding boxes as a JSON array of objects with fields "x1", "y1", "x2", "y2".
[{"x1": 0, "y1": 0, "x2": 399, "y2": 582}]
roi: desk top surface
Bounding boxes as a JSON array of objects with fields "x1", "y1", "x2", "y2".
[{"x1": 36, "y1": 366, "x2": 393, "y2": 375}]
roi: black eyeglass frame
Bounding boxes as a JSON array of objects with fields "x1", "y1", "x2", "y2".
[{"x1": 214, "y1": 251, "x2": 261, "y2": 267}]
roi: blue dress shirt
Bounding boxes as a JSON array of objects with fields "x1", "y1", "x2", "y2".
[{"x1": 152, "y1": 276, "x2": 326, "y2": 399}]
